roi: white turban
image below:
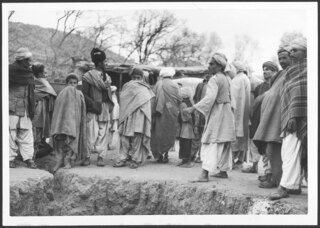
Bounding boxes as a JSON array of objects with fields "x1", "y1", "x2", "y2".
[
  {"x1": 180, "y1": 87, "x2": 192, "y2": 99},
  {"x1": 15, "y1": 47, "x2": 32, "y2": 61},
  {"x1": 290, "y1": 37, "x2": 307, "y2": 51},
  {"x1": 232, "y1": 61, "x2": 247, "y2": 74},
  {"x1": 212, "y1": 53, "x2": 227, "y2": 68},
  {"x1": 159, "y1": 67, "x2": 175, "y2": 78},
  {"x1": 224, "y1": 62, "x2": 237, "y2": 79}
]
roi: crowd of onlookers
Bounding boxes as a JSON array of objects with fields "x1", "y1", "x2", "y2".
[{"x1": 9, "y1": 36, "x2": 307, "y2": 200}]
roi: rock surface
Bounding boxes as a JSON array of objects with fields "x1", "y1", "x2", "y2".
[
  {"x1": 9, "y1": 141, "x2": 308, "y2": 216},
  {"x1": 10, "y1": 168, "x2": 54, "y2": 216}
]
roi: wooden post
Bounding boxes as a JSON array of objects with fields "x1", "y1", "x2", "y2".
[
  {"x1": 119, "y1": 73, "x2": 123, "y2": 92},
  {"x1": 118, "y1": 73, "x2": 123, "y2": 104}
]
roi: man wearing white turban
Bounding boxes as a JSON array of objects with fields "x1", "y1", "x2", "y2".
[
  {"x1": 184, "y1": 53, "x2": 236, "y2": 182},
  {"x1": 230, "y1": 61, "x2": 251, "y2": 168},
  {"x1": 151, "y1": 67, "x2": 182, "y2": 163}
]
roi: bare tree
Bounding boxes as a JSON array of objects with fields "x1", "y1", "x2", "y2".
[
  {"x1": 49, "y1": 10, "x2": 82, "y2": 77},
  {"x1": 200, "y1": 32, "x2": 223, "y2": 64},
  {"x1": 8, "y1": 11, "x2": 15, "y2": 20},
  {"x1": 123, "y1": 10, "x2": 178, "y2": 64},
  {"x1": 84, "y1": 14, "x2": 123, "y2": 51},
  {"x1": 156, "y1": 27, "x2": 205, "y2": 67},
  {"x1": 233, "y1": 34, "x2": 259, "y2": 66}
]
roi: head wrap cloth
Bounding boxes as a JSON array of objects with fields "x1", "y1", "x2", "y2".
[
  {"x1": 290, "y1": 37, "x2": 307, "y2": 51},
  {"x1": 91, "y1": 48, "x2": 106, "y2": 63},
  {"x1": 277, "y1": 45, "x2": 291, "y2": 54},
  {"x1": 262, "y1": 61, "x2": 279, "y2": 72},
  {"x1": 232, "y1": 61, "x2": 247, "y2": 74},
  {"x1": 159, "y1": 67, "x2": 175, "y2": 78},
  {"x1": 15, "y1": 47, "x2": 32, "y2": 61},
  {"x1": 212, "y1": 53, "x2": 227, "y2": 68},
  {"x1": 130, "y1": 67, "x2": 144, "y2": 77}
]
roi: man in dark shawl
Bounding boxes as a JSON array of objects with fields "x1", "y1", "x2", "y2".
[
  {"x1": 32, "y1": 62, "x2": 57, "y2": 159},
  {"x1": 113, "y1": 67, "x2": 155, "y2": 168},
  {"x1": 9, "y1": 48, "x2": 37, "y2": 169},
  {"x1": 253, "y1": 48, "x2": 291, "y2": 189},
  {"x1": 250, "y1": 61, "x2": 278, "y2": 181},
  {"x1": 151, "y1": 67, "x2": 182, "y2": 163},
  {"x1": 81, "y1": 48, "x2": 114, "y2": 167},
  {"x1": 51, "y1": 74, "x2": 88, "y2": 173},
  {"x1": 270, "y1": 38, "x2": 307, "y2": 200}
]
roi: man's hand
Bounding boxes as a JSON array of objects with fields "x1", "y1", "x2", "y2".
[
  {"x1": 104, "y1": 81, "x2": 111, "y2": 88},
  {"x1": 183, "y1": 106, "x2": 196, "y2": 114},
  {"x1": 287, "y1": 118, "x2": 297, "y2": 133}
]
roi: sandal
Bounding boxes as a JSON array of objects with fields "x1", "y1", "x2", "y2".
[
  {"x1": 242, "y1": 166, "x2": 257, "y2": 173},
  {"x1": 210, "y1": 172, "x2": 228, "y2": 178},
  {"x1": 176, "y1": 160, "x2": 186, "y2": 166},
  {"x1": 113, "y1": 160, "x2": 126, "y2": 167},
  {"x1": 129, "y1": 161, "x2": 139, "y2": 169},
  {"x1": 26, "y1": 159, "x2": 37, "y2": 169},
  {"x1": 190, "y1": 177, "x2": 209, "y2": 183},
  {"x1": 269, "y1": 187, "x2": 289, "y2": 200},
  {"x1": 10, "y1": 160, "x2": 16, "y2": 168},
  {"x1": 180, "y1": 162, "x2": 192, "y2": 168}
]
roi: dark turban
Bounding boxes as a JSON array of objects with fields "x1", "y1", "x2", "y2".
[
  {"x1": 262, "y1": 61, "x2": 279, "y2": 72},
  {"x1": 90, "y1": 48, "x2": 106, "y2": 64},
  {"x1": 32, "y1": 62, "x2": 45, "y2": 77},
  {"x1": 130, "y1": 67, "x2": 144, "y2": 77}
]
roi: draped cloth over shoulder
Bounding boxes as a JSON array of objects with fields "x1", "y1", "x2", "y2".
[
  {"x1": 118, "y1": 80, "x2": 155, "y2": 163},
  {"x1": 194, "y1": 72, "x2": 235, "y2": 143},
  {"x1": 50, "y1": 86, "x2": 88, "y2": 161},
  {"x1": 151, "y1": 78, "x2": 181, "y2": 159},
  {"x1": 253, "y1": 70, "x2": 286, "y2": 144},
  {"x1": 119, "y1": 80, "x2": 155, "y2": 126},
  {"x1": 33, "y1": 77, "x2": 57, "y2": 138},
  {"x1": 280, "y1": 59, "x2": 307, "y2": 173}
]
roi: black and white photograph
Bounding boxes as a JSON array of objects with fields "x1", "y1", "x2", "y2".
[{"x1": 2, "y1": 1, "x2": 318, "y2": 226}]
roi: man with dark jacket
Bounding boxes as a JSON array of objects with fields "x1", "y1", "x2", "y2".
[
  {"x1": 81, "y1": 48, "x2": 114, "y2": 167},
  {"x1": 9, "y1": 47, "x2": 37, "y2": 168}
]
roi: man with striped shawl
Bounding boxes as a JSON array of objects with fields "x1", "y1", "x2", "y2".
[{"x1": 270, "y1": 37, "x2": 307, "y2": 200}]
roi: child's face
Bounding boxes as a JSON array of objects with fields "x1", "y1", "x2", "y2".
[{"x1": 67, "y1": 79, "x2": 78, "y2": 87}]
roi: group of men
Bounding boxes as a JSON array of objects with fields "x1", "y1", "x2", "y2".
[
  {"x1": 183, "y1": 37, "x2": 307, "y2": 201},
  {"x1": 9, "y1": 36, "x2": 307, "y2": 200}
]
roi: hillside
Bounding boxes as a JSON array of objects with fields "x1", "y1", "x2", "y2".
[{"x1": 8, "y1": 22, "x2": 133, "y2": 78}]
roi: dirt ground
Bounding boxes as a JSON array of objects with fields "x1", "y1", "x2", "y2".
[{"x1": 11, "y1": 139, "x2": 308, "y2": 212}]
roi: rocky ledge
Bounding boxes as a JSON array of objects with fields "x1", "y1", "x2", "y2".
[{"x1": 10, "y1": 159, "x2": 308, "y2": 216}]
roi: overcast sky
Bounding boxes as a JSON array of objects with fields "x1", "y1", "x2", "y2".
[{"x1": 6, "y1": 2, "x2": 313, "y2": 75}]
